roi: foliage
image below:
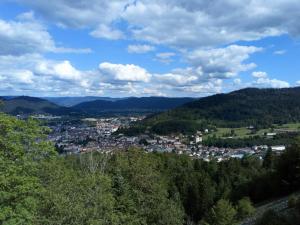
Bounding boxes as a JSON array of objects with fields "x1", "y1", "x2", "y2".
[
  {"x1": 0, "y1": 113, "x2": 56, "y2": 224},
  {"x1": 288, "y1": 195, "x2": 298, "y2": 208},
  {"x1": 37, "y1": 157, "x2": 118, "y2": 225},
  {"x1": 201, "y1": 199, "x2": 237, "y2": 225},
  {"x1": 263, "y1": 148, "x2": 275, "y2": 169},
  {"x1": 203, "y1": 132, "x2": 299, "y2": 148},
  {"x1": 132, "y1": 87, "x2": 300, "y2": 135},
  {"x1": 255, "y1": 209, "x2": 300, "y2": 225},
  {"x1": 2, "y1": 113, "x2": 300, "y2": 224},
  {"x1": 236, "y1": 197, "x2": 255, "y2": 219}
]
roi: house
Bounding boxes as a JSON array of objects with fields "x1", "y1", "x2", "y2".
[{"x1": 271, "y1": 145, "x2": 286, "y2": 152}]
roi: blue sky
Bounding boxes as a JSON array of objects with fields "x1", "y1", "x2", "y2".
[{"x1": 0, "y1": 0, "x2": 300, "y2": 97}]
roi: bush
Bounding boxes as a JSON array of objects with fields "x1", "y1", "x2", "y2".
[
  {"x1": 236, "y1": 197, "x2": 255, "y2": 220},
  {"x1": 288, "y1": 195, "x2": 298, "y2": 208}
]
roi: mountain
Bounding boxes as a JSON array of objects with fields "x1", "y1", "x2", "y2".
[
  {"x1": 44, "y1": 96, "x2": 122, "y2": 107},
  {"x1": 0, "y1": 96, "x2": 78, "y2": 115},
  {"x1": 72, "y1": 97, "x2": 195, "y2": 114},
  {"x1": 0, "y1": 96, "x2": 195, "y2": 116},
  {"x1": 129, "y1": 87, "x2": 300, "y2": 135}
]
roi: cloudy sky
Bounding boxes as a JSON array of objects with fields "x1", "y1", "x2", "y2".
[{"x1": 0, "y1": 0, "x2": 300, "y2": 97}]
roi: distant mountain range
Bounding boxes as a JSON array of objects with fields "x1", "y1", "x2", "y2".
[
  {"x1": 73, "y1": 97, "x2": 195, "y2": 114},
  {"x1": 4, "y1": 87, "x2": 300, "y2": 124},
  {"x1": 0, "y1": 96, "x2": 195, "y2": 116},
  {"x1": 0, "y1": 96, "x2": 78, "y2": 116}
]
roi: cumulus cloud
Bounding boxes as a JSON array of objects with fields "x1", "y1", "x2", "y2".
[
  {"x1": 90, "y1": 24, "x2": 124, "y2": 40},
  {"x1": 0, "y1": 54, "x2": 94, "y2": 96},
  {"x1": 123, "y1": 0, "x2": 295, "y2": 48},
  {"x1": 35, "y1": 60, "x2": 83, "y2": 81},
  {"x1": 175, "y1": 79, "x2": 223, "y2": 95},
  {"x1": 252, "y1": 71, "x2": 268, "y2": 78},
  {"x1": 186, "y1": 45, "x2": 262, "y2": 79},
  {"x1": 255, "y1": 78, "x2": 290, "y2": 88},
  {"x1": 155, "y1": 73, "x2": 197, "y2": 86},
  {"x1": 127, "y1": 44, "x2": 155, "y2": 53},
  {"x1": 252, "y1": 71, "x2": 290, "y2": 88},
  {"x1": 0, "y1": 52, "x2": 229, "y2": 97},
  {"x1": 3, "y1": 0, "x2": 299, "y2": 96},
  {"x1": 99, "y1": 62, "x2": 151, "y2": 82},
  {"x1": 15, "y1": 0, "x2": 131, "y2": 28},
  {"x1": 15, "y1": 0, "x2": 300, "y2": 47},
  {"x1": 0, "y1": 12, "x2": 91, "y2": 55}
]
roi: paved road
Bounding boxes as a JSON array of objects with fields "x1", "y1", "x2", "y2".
[{"x1": 240, "y1": 193, "x2": 300, "y2": 225}]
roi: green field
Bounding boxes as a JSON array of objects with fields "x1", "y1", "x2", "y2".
[{"x1": 204, "y1": 123, "x2": 300, "y2": 140}]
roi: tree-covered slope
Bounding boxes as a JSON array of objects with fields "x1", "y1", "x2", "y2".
[
  {"x1": 0, "y1": 96, "x2": 78, "y2": 115},
  {"x1": 72, "y1": 97, "x2": 195, "y2": 114},
  {"x1": 183, "y1": 87, "x2": 300, "y2": 123},
  {"x1": 132, "y1": 87, "x2": 300, "y2": 134}
]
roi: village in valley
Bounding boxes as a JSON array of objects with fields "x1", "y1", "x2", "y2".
[{"x1": 43, "y1": 115, "x2": 294, "y2": 162}]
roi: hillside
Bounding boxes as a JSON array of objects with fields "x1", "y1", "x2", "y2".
[
  {"x1": 0, "y1": 96, "x2": 195, "y2": 116},
  {"x1": 130, "y1": 87, "x2": 300, "y2": 135},
  {"x1": 0, "y1": 96, "x2": 77, "y2": 115},
  {"x1": 72, "y1": 97, "x2": 195, "y2": 114}
]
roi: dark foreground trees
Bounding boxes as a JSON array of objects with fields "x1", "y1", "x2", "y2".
[{"x1": 0, "y1": 113, "x2": 55, "y2": 224}]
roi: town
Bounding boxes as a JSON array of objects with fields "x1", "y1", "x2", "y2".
[{"x1": 45, "y1": 115, "x2": 287, "y2": 162}]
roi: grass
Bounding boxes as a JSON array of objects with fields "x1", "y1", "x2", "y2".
[{"x1": 204, "y1": 122, "x2": 300, "y2": 140}]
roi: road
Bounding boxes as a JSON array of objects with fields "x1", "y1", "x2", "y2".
[{"x1": 240, "y1": 193, "x2": 300, "y2": 225}]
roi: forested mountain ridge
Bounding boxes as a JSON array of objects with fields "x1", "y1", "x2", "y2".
[
  {"x1": 132, "y1": 87, "x2": 300, "y2": 135},
  {"x1": 0, "y1": 96, "x2": 195, "y2": 116},
  {"x1": 0, "y1": 96, "x2": 78, "y2": 115},
  {"x1": 72, "y1": 97, "x2": 195, "y2": 114},
  {"x1": 183, "y1": 87, "x2": 300, "y2": 123}
]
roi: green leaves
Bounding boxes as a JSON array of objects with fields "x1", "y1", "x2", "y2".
[
  {"x1": 0, "y1": 113, "x2": 56, "y2": 224},
  {"x1": 202, "y1": 199, "x2": 238, "y2": 225}
]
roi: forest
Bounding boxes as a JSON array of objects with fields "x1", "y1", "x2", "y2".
[
  {"x1": 1, "y1": 112, "x2": 300, "y2": 225},
  {"x1": 124, "y1": 87, "x2": 300, "y2": 136}
]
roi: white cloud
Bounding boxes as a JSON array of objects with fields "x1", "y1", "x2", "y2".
[
  {"x1": 16, "y1": 0, "x2": 300, "y2": 48},
  {"x1": 252, "y1": 71, "x2": 268, "y2": 78},
  {"x1": 127, "y1": 44, "x2": 155, "y2": 53},
  {"x1": 186, "y1": 45, "x2": 262, "y2": 79},
  {"x1": 176, "y1": 79, "x2": 223, "y2": 94},
  {"x1": 99, "y1": 62, "x2": 151, "y2": 82},
  {"x1": 273, "y1": 50, "x2": 286, "y2": 55},
  {"x1": 16, "y1": 0, "x2": 131, "y2": 28},
  {"x1": 0, "y1": 12, "x2": 91, "y2": 55},
  {"x1": 0, "y1": 54, "x2": 94, "y2": 96},
  {"x1": 255, "y1": 77, "x2": 290, "y2": 88},
  {"x1": 155, "y1": 73, "x2": 197, "y2": 86},
  {"x1": 90, "y1": 24, "x2": 124, "y2": 40},
  {"x1": 123, "y1": 0, "x2": 291, "y2": 48},
  {"x1": 252, "y1": 71, "x2": 290, "y2": 88},
  {"x1": 35, "y1": 60, "x2": 83, "y2": 81},
  {"x1": 142, "y1": 88, "x2": 166, "y2": 96},
  {"x1": 1, "y1": 0, "x2": 297, "y2": 97},
  {"x1": 0, "y1": 52, "x2": 230, "y2": 97}
]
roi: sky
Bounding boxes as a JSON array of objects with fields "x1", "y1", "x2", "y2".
[{"x1": 0, "y1": 0, "x2": 300, "y2": 97}]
